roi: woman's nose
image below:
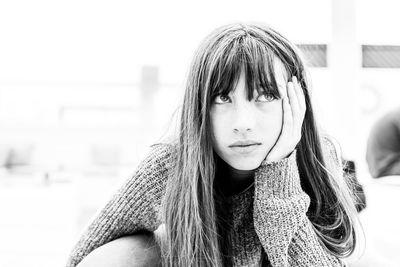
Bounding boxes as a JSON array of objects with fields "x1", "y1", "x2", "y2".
[{"x1": 232, "y1": 103, "x2": 256, "y2": 134}]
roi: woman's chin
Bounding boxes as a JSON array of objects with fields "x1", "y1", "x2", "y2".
[{"x1": 229, "y1": 159, "x2": 262, "y2": 171}]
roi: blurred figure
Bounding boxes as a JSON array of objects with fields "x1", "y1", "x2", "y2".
[{"x1": 366, "y1": 107, "x2": 400, "y2": 178}]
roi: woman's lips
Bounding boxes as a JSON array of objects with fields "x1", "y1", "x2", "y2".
[
  {"x1": 229, "y1": 143, "x2": 261, "y2": 154},
  {"x1": 229, "y1": 140, "x2": 262, "y2": 147}
]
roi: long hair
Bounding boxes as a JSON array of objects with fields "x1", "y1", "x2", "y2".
[{"x1": 160, "y1": 23, "x2": 362, "y2": 267}]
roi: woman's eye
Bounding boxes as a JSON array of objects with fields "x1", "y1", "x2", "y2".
[
  {"x1": 214, "y1": 95, "x2": 231, "y2": 104},
  {"x1": 256, "y1": 93, "x2": 275, "y2": 102}
]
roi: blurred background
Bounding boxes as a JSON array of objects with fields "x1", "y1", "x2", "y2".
[{"x1": 1, "y1": 0, "x2": 400, "y2": 266}]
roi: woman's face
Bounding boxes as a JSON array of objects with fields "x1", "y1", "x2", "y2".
[{"x1": 210, "y1": 58, "x2": 288, "y2": 170}]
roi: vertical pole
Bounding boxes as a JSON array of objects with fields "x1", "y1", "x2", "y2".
[
  {"x1": 139, "y1": 65, "x2": 160, "y2": 148},
  {"x1": 140, "y1": 65, "x2": 159, "y2": 129},
  {"x1": 329, "y1": 0, "x2": 360, "y2": 161}
]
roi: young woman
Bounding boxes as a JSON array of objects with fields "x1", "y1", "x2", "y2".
[{"x1": 66, "y1": 23, "x2": 362, "y2": 267}]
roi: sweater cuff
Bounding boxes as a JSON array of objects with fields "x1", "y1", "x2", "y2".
[{"x1": 254, "y1": 149, "x2": 302, "y2": 198}]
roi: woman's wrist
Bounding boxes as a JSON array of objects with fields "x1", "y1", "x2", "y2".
[{"x1": 255, "y1": 149, "x2": 303, "y2": 198}]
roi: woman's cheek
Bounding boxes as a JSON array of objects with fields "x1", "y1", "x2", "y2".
[
  {"x1": 210, "y1": 112, "x2": 229, "y2": 149},
  {"x1": 257, "y1": 99, "x2": 282, "y2": 110},
  {"x1": 258, "y1": 102, "x2": 282, "y2": 120},
  {"x1": 258, "y1": 103, "x2": 283, "y2": 137}
]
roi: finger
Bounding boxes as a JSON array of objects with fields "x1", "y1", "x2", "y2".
[
  {"x1": 293, "y1": 76, "x2": 306, "y2": 114},
  {"x1": 281, "y1": 95, "x2": 293, "y2": 137},
  {"x1": 292, "y1": 76, "x2": 301, "y2": 106},
  {"x1": 292, "y1": 77, "x2": 305, "y2": 141},
  {"x1": 287, "y1": 80, "x2": 302, "y2": 138},
  {"x1": 287, "y1": 80, "x2": 300, "y2": 119},
  {"x1": 291, "y1": 77, "x2": 305, "y2": 131}
]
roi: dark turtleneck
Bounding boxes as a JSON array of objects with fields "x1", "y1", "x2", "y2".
[
  {"x1": 214, "y1": 152, "x2": 257, "y2": 266},
  {"x1": 214, "y1": 152, "x2": 255, "y2": 198}
]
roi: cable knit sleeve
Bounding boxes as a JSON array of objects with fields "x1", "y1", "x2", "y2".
[
  {"x1": 253, "y1": 148, "x2": 345, "y2": 267},
  {"x1": 65, "y1": 143, "x2": 174, "y2": 267}
]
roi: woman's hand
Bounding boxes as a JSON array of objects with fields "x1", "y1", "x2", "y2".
[{"x1": 264, "y1": 76, "x2": 306, "y2": 163}]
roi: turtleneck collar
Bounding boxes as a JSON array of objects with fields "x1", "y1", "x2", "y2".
[{"x1": 215, "y1": 153, "x2": 255, "y2": 198}]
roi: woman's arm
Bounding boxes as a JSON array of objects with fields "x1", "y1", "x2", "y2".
[
  {"x1": 65, "y1": 143, "x2": 173, "y2": 267},
  {"x1": 253, "y1": 147, "x2": 344, "y2": 267}
]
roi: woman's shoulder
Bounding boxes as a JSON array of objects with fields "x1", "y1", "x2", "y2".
[
  {"x1": 116, "y1": 142, "x2": 177, "y2": 201},
  {"x1": 137, "y1": 142, "x2": 177, "y2": 174}
]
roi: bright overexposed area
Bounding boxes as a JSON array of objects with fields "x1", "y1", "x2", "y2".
[{"x1": 1, "y1": 0, "x2": 400, "y2": 266}]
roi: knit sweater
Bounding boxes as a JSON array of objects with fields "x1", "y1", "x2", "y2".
[{"x1": 66, "y1": 138, "x2": 346, "y2": 267}]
